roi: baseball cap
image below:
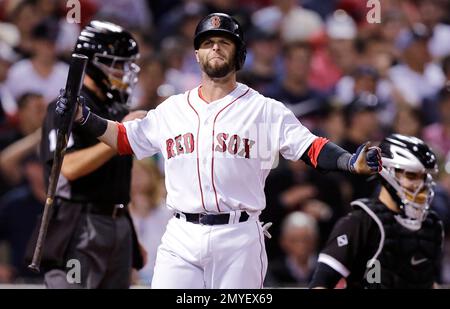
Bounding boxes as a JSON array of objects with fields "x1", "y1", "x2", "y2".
[
  {"x1": 0, "y1": 22, "x2": 20, "y2": 47},
  {"x1": 396, "y1": 23, "x2": 431, "y2": 51},
  {"x1": 247, "y1": 26, "x2": 278, "y2": 43},
  {"x1": 280, "y1": 8, "x2": 323, "y2": 43},
  {"x1": 325, "y1": 10, "x2": 357, "y2": 40},
  {"x1": 352, "y1": 65, "x2": 380, "y2": 80},
  {"x1": 344, "y1": 92, "x2": 380, "y2": 117}
]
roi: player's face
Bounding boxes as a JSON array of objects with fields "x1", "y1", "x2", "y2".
[
  {"x1": 196, "y1": 35, "x2": 236, "y2": 78},
  {"x1": 395, "y1": 169, "x2": 428, "y2": 204}
]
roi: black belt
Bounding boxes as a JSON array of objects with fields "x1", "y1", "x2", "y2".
[
  {"x1": 174, "y1": 211, "x2": 250, "y2": 225},
  {"x1": 81, "y1": 203, "x2": 127, "y2": 219}
]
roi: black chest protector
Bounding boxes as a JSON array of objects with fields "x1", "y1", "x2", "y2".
[{"x1": 351, "y1": 198, "x2": 443, "y2": 289}]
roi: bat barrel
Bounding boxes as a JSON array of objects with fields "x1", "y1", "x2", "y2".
[{"x1": 59, "y1": 54, "x2": 89, "y2": 134}]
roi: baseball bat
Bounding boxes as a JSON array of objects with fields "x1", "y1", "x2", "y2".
[{"x1": 28, "y1": 54, "x2": 88, "y2": 273}]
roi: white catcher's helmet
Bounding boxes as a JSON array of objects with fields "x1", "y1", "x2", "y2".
[{"x1": 379, "y1": 134, "x2": 438, "y2": 230}]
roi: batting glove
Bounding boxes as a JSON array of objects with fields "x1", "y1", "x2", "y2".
[
  {"x1": 349, "y1": 142, "x2": 382, "y2": 174},
  {"x1": 55, "y1": 89, "x2": 69, "y2": 116},
  {"x1": 55, "y1": 89, "x2": 89, "y2": 124}
]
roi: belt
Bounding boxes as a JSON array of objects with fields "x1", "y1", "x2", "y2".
[
  {"x1": 174, "y1": 211, "x2": 250, "y2": 225},
  {"x1": 81, "y1": 203, "x2": 127, "y2": 219}
]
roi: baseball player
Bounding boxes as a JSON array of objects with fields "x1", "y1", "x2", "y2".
[
  {"x1": 56, "y1": 13, "x2": 382, "y2": 289},
  {"x1": 27, "y1": 21, "x2": 145, "y2": 288},
  {"x1": 310, "y1": 134, "x2": 444, "y2": 289}
]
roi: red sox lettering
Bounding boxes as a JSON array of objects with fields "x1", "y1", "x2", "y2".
[
  {"x1": 166, "y1": 132, "x2": 255, "y2": 159},
  {"x1": 166, "y1": 133, "x2": 195, "y2": 159},
  {"x1": 215, "y1": 133, "x2": 255, "y2": 159}
]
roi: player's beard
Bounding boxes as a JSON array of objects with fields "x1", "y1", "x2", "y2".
[{"x1": 202, "y1": 54, "x2": 235, "y2": 78}]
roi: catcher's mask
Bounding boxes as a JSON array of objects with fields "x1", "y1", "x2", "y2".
[
  {"x1": 379, "y1": 134, "x2": 438, "y2": 230},
  {"x1": 75, "y1": 20, "x2": 140, "y2": 105},
  {"x1": 194, "y1": 12, "x2": 246, "y2": 70}
]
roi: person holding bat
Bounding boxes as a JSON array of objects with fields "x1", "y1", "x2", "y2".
[{"x1": 27, "y1": 21, "x2": 146, "y2": 288}]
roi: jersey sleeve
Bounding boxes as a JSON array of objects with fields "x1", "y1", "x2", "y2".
[
  {"x1": 266, "y1": 98, "x2": 317, "y2": 161},
  {"x1": 316, "y1": 209, "x2": 371, "y2": 279},
  {"x1": 123, "y1": 108, "x2": 161, "y2": 160}
]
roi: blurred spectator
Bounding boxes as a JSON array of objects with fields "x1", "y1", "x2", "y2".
[
  {"x1": 0, "y1": 92, "x2": 45, "y2": 151},
  {"x1": 335, "y1": 36, "x2": 396, "y2": 116},
  {"x1": 160, "y1": 36, "x2": 200, "y2": 93},
  {"x1": 302, "y1": 0, "x2": 337, "y2": 20},
  {"x1": 379, "y1": 10, "x2": 408, "y2": 57},
  {"x1": 6, "y1": 0, "x2": 40, "y2": 58},
  {"x1": 262, "y1": 159, "x2": 346, "y2": 259},
  {"x1": 94, "y1": 0, "x2": 152, "y2": 32},
  {"x1": 422, "y1": 54, "x2": 450, "y2": 125},
  {"x1": 131, "y1": 54, "x2": 169, "y2": 110},
  {"x1": 252, "y1": 0, "x2": 322, "y2": 37},
  {"x1": 264, "y1": 42, "x2": 328, "y2": 132},
  {"x1": 309, "y1": 10, "x2": 358, "y2": 92},
  {"x1": 335, "y1": 65, "x2": 381, "y2": 105},
  {"x1": 155, "y1": 1, "x2": 207, "y2": 44},
  {"x1": 416, "y1": 0, "x2": 450, "y2": 59},
  {"x1": 391, "y1": 105, "x2": 424, "y2": 137},
  {"x1": 0, "y1": 128, "x2": 41, "y2": 188},
  {"x1": 359, "y1": 36, "x2": 396, "y2": 80},
  {"x1": 5, "y1": 18, "x2": 69, "y2": 104},
  {"x1": 0, "y1": 92, "x2": 44, "y2": 196},
  {"x1": 279, "y1": 5, "x2": 323, "y2": 44},
  {"x1": 34, "y1": 0, "x2": 81, "y2": 56},
  {"x1": 172, "y1": 5, "x2": 205, "y2": 76},
  {"x1": 147, "y1": 0, "x2": 181, "y2": 27},
  {"x1": 0, "y1": 20, "x2": 20, "y2": 48},
  {"x1": 339, "y1": 93, "x2": 382, "y2": 200},
  {"x1": 423, "y1": 88, "x2": 450, "y2": 160},
  {"x1": 129, "y1": 158, "x2": 171, "y2": 287},
  {"x1": 320, "y1": 104, "x2": 346, "y2": 144},
  {"x1": 0, "y1": 42, "x2": 17, "y2": 127},
  {"x1": 129, "y1": 29, "x2": 155, "y2": 61},
  {"x1": 341, "y1": 93, "x2": 382, "y2": 150},
  {"x1": 205, "y1": 0, "x2": 252, "y2": 31},
  {"x1": 389, "y1": 23, "x2": 445, "y2": 107},
  {"x1": 0, "y1": 155, "x2": 44, "y2": 283},
  {"x1": 265, "y1": 211, "x2": 318, "y2": 287},
  {"x1": 237, "y1": 26, "x2": 280, "y2": 94}
]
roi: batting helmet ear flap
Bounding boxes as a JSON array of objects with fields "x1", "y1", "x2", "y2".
[
  {"x1": 194, "y1": 13, "x2": 247, "y2": 70},
  {"x1": 235, "y1": 40, "x2": 247, "y2": 70}
]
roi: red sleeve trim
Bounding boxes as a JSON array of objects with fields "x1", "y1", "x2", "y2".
[
  {"x1": 307, "y1": 137, "x2": 329, "y2": 168},
  {"x1": 117, "y1": 123, "x2": 133, "y2": 155}
]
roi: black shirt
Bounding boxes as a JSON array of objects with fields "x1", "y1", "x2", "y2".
[
  {"x1": 311, "y1": 198, "x2": 443, "y2": 289},
  {"x1": 40, "y1": 87, "x2": 132, "y2": 204}
]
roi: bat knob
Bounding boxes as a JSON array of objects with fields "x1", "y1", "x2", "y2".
[{"x1": 28, "y1": 263, "x2": 40, "y2": 273}]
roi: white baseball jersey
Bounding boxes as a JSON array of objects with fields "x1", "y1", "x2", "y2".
[{"x1": 124, "y1": 83, "x2": 317, "y2": 214}]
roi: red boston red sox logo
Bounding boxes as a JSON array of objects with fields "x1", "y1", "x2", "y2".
[
  {"x1": 210, "y1": 16, "x2": 221, "y2": 28},
  {"x1": 166, "y1": 132, "x2": 255, "y2": 159}
]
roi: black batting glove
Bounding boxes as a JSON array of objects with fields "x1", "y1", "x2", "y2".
[
  {"x1": 349, "y1": 142, "x2": 382, "y2": 174},
  {"x1": 55, "y1": 88, "x2": 89, "y2": 124}
]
